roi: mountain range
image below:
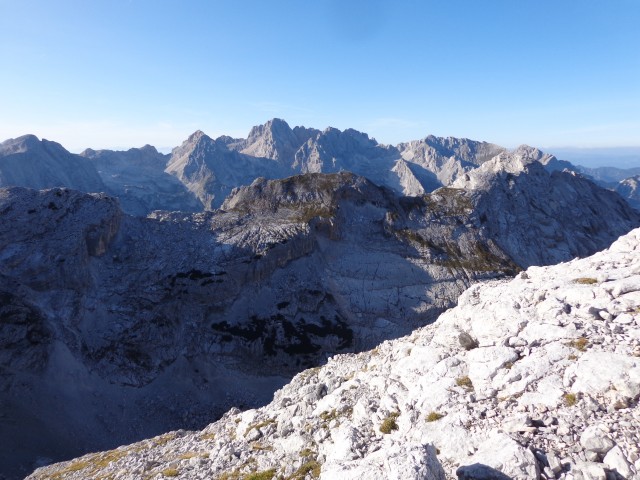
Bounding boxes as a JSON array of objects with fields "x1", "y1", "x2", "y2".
[
  {"x1": 1, "y1": 119, "x2": 639, "y2": 479},
  {"x1": 2, "y1": 119, "x2": 638, "y2": 215}
]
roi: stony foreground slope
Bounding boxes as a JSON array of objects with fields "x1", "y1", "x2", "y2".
[{"x1": 29, "y1": 228, "x2": 640, "y2": 480}]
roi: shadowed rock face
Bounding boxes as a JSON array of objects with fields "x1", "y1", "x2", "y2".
[
  {"x1": 0, "y1": 135, "x2": 106, "y2": 192},
  {"x1": 80, "y1": 145, "x2": 203, "y2": 216}
]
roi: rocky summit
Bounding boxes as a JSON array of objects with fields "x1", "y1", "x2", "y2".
[{"x1": 27, "y1": 227, "x2": 640, "y2": 480}]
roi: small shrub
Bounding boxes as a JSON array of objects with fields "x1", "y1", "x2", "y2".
[
  {"x1": 563, "y1": 393, "x2": 578, "y2": 406},
  {"x1": 574, "y1": 277, "x2": 597, "y2": 285},
  {"x1": 503, "y1": 361, "x2": 514, "y2": 370},
  {"x1": 426, "y1": 412, "x2": 444, "y2": 422},
  {"x1": 456, "y1": 376, "x2": 474, "y2": 390},
  {"x1": 380, "y1": 412, "x2": 400, "y2": 434},
  {"x1": 570, "y1": 337, "x2": 589, "y2": 352},
  {"x1": 567, "y1": 354, "x2": 578, "y2": 361},
  {"x1": 162, "y1": 468, "x2": 179, "y2": 477}
]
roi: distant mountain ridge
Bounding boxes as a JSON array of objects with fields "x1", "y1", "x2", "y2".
[
  {"x1": 0, "y1": 134, "x2": 105, "y2": 192},
  {"x1": 80, "y1": 145, "x2": 203, "y2": 215},
  {"x1": 2, "y1": 119, "x2": 638, "y2": 214}
]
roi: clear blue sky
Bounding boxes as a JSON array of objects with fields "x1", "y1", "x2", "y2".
[{"x1": 1, "y1": 0, "x2": 639, "y2": 152}]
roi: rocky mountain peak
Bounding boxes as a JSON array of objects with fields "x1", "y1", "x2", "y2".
[
  {"x1": 616, "y1": 175, "x2": 640, "y2": 210},
  {"x1": 186, "y1": 129, "x2": 208, "y2": 143},
  {"x1": 241, "y1": 118, "x2": 308, "y2": 162},
  {"x1": 0, "y1": 135, "x2": 106, "y2": 193},
  {"x1": 0, "y1": 134, "x2": 41, "y2": 154}
]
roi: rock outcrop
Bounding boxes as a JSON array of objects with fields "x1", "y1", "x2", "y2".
[
  {"x1": 397, "y1": 135, "x2": 506, "y2": 186},
  {"x1": 453, "y1": 149, "x2": 640, "y2": 267},
  {"x1": 28, "y1": 227, "x2": 640, "y2": 480},
  {"x1": 165, "y1": 130, "x2": 290, "y2": 209},
  {"x1": 616, "y1": 176, "x2": 640, "y2": 211}
]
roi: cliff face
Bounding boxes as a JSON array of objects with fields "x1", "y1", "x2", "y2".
[{"x1": 27, "y1": 228, "x2": 640, "y2": 480}]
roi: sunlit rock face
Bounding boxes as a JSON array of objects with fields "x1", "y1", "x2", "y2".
[{"x1": 616, "y1": 175, "x2": 640, "y2": 210}]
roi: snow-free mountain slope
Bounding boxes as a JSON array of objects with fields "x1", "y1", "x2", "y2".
[
  {"x1": 81, "y1": 145, "x2": 203, "y2": 215},
  {"x1": 237, "y1": 117, "x2": 319, "y2": 162},
  {"x1": 616, "y1": 175, "x2": 640, "y2": 210},
  {"x1": 164, "y1": 119, "x2": 560, "y2": 207},
  {"x1": 398, "y1": 135, "x2": 506, "y2": 186},
  {"x1": 453, "y1": 149, "x2": 639, "y2": 267},
  {"x1": 165, "y1": 129, "x2": 291, "y2": 209},
  {"x1": 29, "y1": 227, "x2": 640, "y2": 480},
  {"x1": 3, "y1": 161, "x2": 640, "y2": 478},
  {"x1": 0, "y1": 135, "x2": 105, "y2": 192},
  {"x1": 4, "y1": 121, "x2": 638, "y2": 214}
]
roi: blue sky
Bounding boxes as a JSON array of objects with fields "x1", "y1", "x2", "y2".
[{"x1": 1, "y1": 0, "x2": 639, "y2": 153}]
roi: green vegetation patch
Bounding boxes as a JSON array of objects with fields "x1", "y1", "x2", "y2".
[
  {"x1": 570, "y1": 337, "x2": 589, "y2": 352},
  {"x1": 456, "y1": 375, "x2": 474, "y2": 390},
  {"x1": 425, "y1": 412, "x2": 445, "y2": 422},
  {"x1": 244, "y1": 469, "x2": 276, "y2": 480},
  {"x1": 380, "y1": 412, "x2": 400, "y2": 434}
]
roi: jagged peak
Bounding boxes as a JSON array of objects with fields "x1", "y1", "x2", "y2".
[
  {"x1": 247, "y1": 118, "x2": 293, "y2": 139},
  {"x1": 0, "y1": 134, "x2": 43, "y2": 154},
  {"x1": 186, "y1": 130, "x2": 211, "y2": 144},
  {"x1": 139, "y1": 144, "x2": 158, "y2": 154}
]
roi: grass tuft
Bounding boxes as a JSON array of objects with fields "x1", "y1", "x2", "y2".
[
  {"x1": 425, "y1": 412, "x2": 445, "y2": 422},
  {"x1": 570, "y1": 337, "x2": 589, "y2": 352},
  {"x1": 456, "y1": 376, "x2": 474, "y2": 390},
  {"x1": 379, "y1": 412, "x2": 400, "y2": 434}
]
